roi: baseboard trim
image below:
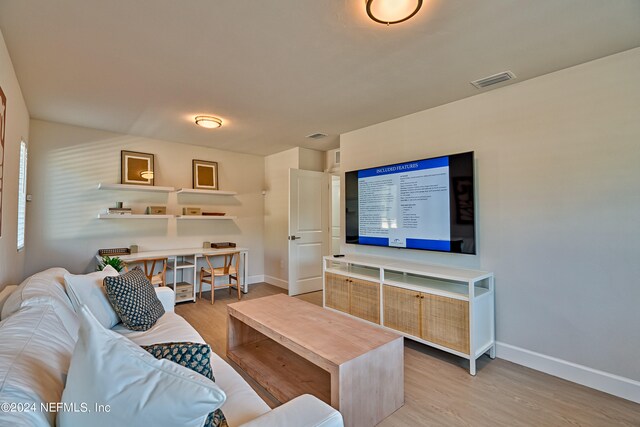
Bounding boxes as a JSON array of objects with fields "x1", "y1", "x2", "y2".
[
  {"x1": 496, "y1": 342, "x2": 640, "y2": 403},
  {"x1": 263, "y1": 275, "x2": 288, "y2": 290},
  {"x1": 194, "y1": 275, "x2": 263, "y2": 292},
  {"x1": 247, "y1": 275, "x2": 264, "y2": 285}
]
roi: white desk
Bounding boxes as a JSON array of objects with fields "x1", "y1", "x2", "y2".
[{"x1": 102, "y1": 247, "x2": 249, "y2": 303}]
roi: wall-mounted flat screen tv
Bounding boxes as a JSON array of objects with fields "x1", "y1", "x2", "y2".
[{"x1": 345, "y1": 151, "x2": 476, "y2": 254}]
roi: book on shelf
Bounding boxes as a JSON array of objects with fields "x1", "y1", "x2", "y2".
[{"x1": 106, "y1": 208, "x2": 132, "y2": 215}]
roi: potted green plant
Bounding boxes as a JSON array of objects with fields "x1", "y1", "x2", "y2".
[{"x1": 98, "y1": 256, "x2": 125, "y2": 272}]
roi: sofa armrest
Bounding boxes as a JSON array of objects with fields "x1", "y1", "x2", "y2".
[
  {"x1": 238, "y1": 395, "x2": 343, "y2": 427},
  {"x1": 155, "y1": 287, "x2": 175, "y2": 312}
]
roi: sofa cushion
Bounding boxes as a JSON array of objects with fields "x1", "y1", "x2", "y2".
[
  {"x1": 104, "y1": 267, "x2": 165, "y2": 331},
  {"x1": 64, "y1": 265, "x2": 120, "y2": 329},
  {"x1": 1, "y1": 267, "x2": 71, "y2": 319},
  {"x1": 141, "y1": 342, "x2": 227, "y2": 427},
  {"x1": 59, "y1": 306, "x2": 226, "y2": 427},
  {"x1": 118, "y1": 311, "x2": 271, "y2": 426},
  {"x1": 1, "y1": 267, "x2": 79, "y2": 340},
  {"x1": 113, "y1": 311, "x2": 204, "y2": 344},
  {"x1": 0, "y1": 285, "x2": 17, "y2": 314},
  {"x1": 0, "y1": 304, "x2": 77, "y2": 427},
  {"x1": 210, "y1": 352, "x2": 271, "y2": 426}
]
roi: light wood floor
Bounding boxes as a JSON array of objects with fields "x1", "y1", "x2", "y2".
[{"x1": 176, "y1": 283, "x2": 640, "y2": 426}]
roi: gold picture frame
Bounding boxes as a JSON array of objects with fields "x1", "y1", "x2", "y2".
[
  {"x1": 121, "y1": 150, "x2": 155, "y2": 186},
  {"x1": 192, "y1": 159, "x2": 218, "y2": 190}
]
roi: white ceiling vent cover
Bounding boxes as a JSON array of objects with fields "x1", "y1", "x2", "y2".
[
  {"x1": 306, "y1": 132, "x2": 328, "y2": 140},
  {"x1": 471, "y1": 71, "x2": 516, "y2": 89}
]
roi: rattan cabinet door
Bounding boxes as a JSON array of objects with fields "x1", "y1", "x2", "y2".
[
  {"x1": 349, "y1": 277, "x2": 380, "y2": 324},
  {"x1": 383, "y1": 285, "x2": 421, "y2": 337},
  {"x1": 421, "y1": 294, "x2": 470, "y2": 355},
  {"x1": 325, "y1": 272, "x2": 349, "y2": 313}
]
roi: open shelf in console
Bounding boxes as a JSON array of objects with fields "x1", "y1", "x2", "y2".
[
  {"x1": 383, "y1": 270, "x2": 489, "y2": 300},
  {"x1": 324, "y1": 261, "x2": 380, "y2": 281}
]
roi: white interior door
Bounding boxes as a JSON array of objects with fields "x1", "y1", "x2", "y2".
[{"x1": 288, "y1": 169, "x2": 329, "y2": 296}]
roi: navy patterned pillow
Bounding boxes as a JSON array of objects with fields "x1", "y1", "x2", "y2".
[
  {"x1": 104, "y1": 267, "x2": 165, "y2": 331},
  {"x1": 141, "y1": 342, "x2": 227, "y2": 427}
]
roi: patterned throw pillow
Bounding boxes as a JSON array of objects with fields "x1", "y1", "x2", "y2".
[
  {"x1": 104, "y1": 267, "x2": 165, "y2": 331},
  {"x1": 141, "y1": 342, "x2": 227, "y2": 427}
]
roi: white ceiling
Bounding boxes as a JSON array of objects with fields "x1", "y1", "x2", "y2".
[{"x1": 1, "y1": 0, "x2": 639, "y2": 156}]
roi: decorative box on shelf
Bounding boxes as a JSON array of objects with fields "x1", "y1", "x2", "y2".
[
  {"x1": 211, "y1": 242, "x2": 236, "y2": 249},
  {"x1": 98, "y1": 248, "x2": 131, "y2": 256},
  {"x1": 182, "y1": 207, "x2": 201, "y2": 216},
  {"x1": 146, "y1": 206, "x2": 167, "y2": 215}
]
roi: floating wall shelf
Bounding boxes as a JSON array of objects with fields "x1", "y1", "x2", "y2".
[
  {"x1": 97, "y1": 183, "x2": 238, "y2": 221},
  {"x1": 175, "y1": 188, "x2": 237, "y2": 196},
  {"x1": 176, "y1": 215, "x2": 237, "y2": 220},
  {"x1": 97, "y1": 183, "x2": 237, "y2": 195},
  {"x1": 98, "y1": 214, "x2": 174, "y2": 220},
  {"x1": 97, "y1": 183, "x2": 175, "y2": 192}
]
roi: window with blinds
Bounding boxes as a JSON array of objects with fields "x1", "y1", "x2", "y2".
[{"x1": 17, "y1": 140, "x2": 27, "y2": 251}]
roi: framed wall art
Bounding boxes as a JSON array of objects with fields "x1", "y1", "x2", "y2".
[
  {"x1": 121, "y1": 150, "x2": 154, "y2": 186},
  {"x1": 192, "y1": 159, "x2": 218, "y2": 190},
  {"x1": 0, "y1": 85, "x2": 6, "y2": 236}
]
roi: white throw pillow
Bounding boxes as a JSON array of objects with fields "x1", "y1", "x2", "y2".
[
  {"x1": 58, "y1": 305, "x2": 226, "y2": 427},
  {"x1": 64, "y1": 266, "x2": 120, "y2": 328}
]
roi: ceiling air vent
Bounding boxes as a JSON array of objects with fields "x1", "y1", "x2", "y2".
[
  {"x1": 471, "y1": 71, "x2": 516, "y2": 89},
  {"x1": 306, "y1": 132, "x2": 328, "y2": 140}
]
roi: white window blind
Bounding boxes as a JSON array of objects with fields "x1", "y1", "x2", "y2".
[{"x1": 17, "y1": 141, "x2": 27, "y2": 251}]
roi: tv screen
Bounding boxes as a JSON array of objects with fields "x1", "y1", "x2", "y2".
[{"x1": 345, "y1": 151, "x2": 476, "y2": 254}]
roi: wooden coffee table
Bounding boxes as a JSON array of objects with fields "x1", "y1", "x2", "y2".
[{"x1": 227, "y1": 294, "x2": 404, "y2": 427}]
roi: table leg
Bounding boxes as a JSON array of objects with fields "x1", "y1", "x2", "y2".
[
  {"x1": 334, "y1": 337, "x2": 404, "y2": 427},
  {"x1": 242, "y1": 251, "x2": 249, "y2": 293}
]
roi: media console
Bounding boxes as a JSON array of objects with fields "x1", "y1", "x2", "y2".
[{"x1": 322, "y1": 254, "x2": 495, "y2": 375}]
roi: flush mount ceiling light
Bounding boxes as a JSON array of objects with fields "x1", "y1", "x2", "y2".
[
  {"x1": 195, "y1": 115, "x2": 222, "y2": 129},
  {"x1": 366, "y1": 0, "x2": 423, "y2": 25}
]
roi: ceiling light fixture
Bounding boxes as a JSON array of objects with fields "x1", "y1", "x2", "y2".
[
  {"x1": 195, "y1": 115, "x2": 222, "y2": 129},
  {"x1": 366, "y1": 0, "x2": 423, "y2": 25}
]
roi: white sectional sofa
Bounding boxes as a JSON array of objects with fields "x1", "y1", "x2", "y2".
[{"x1": 0, "y1": 268, "x2": 343, "y2": 427}]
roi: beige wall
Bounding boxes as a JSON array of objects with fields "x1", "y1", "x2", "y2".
[
  {"x1": 0, "y1": 30, "x2": 28, "y2": 288},
  {"x1": 325, "y1": 148, "x2": 340, "y2": 173},
  {"x1": 340, "y1": 48, "x2": 640, "y2": 383},
  {"x1": 298, "y1": 147, "x2": 324, "y2": 172},
  {"x1": 26, "y1": 120, "x2": 265, "y2": 282},
  {"x1": 263, "y1": 147, "x2": 324, "y2": 288}
]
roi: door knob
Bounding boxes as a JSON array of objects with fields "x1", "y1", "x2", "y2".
[{"x1": 288, "y1": 235, "x2": 301, "y2": 240}]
